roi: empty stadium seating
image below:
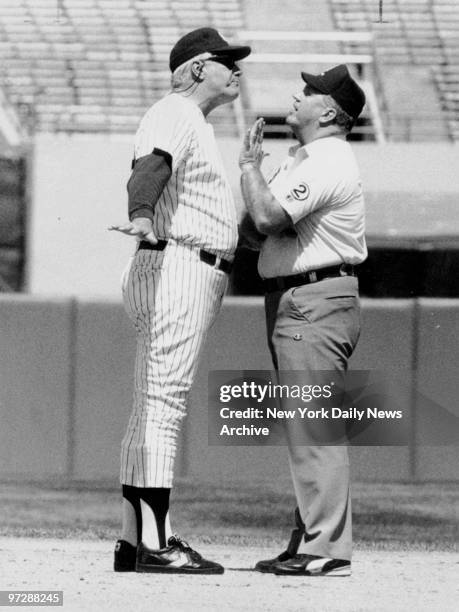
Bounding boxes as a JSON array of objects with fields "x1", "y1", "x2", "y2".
[
  {"x1": 330, "y1": 0, "x2": 459, "y2": 140},
  {"x1": 1, "y1": 0, "x2": 458, "y2": 140},
  {"x1": 0, "y1": 156, "x2": 25, "y2": 291},
  {"x1": 0, "y1": 0, "x2": 246, "y2": 135}
]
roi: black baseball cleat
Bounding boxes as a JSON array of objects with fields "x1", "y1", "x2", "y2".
[
  {"x1": 135, "y1": 535, "x2": 224, "y2": 574},
  {"x1": 114, "y1": 539, "x2": 137, "y2": 572},
  {"x1": 255, "y1": 507, "x2": 305, "y2": 573},
  {"x1": 273, "y1": 554, "x2": 351, "y2": 576},
  {"x1": 255, "y1": 547, "x2": 298, "y2": 573}
]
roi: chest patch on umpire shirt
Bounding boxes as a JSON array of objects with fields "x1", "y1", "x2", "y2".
[{"x1": 288, "y1": 182, "x2": 310, "y2": 201}]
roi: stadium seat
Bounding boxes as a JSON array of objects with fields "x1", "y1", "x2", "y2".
[
  {"x1": 330, "y1": 0, "x2": 459, "y2": 140},
  {"x1": 4, "y1": 0, "x2": 454, "y2": 140}
]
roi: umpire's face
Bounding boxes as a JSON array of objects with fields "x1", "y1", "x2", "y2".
[
  {"x1": 286, "y1": 84, "x2": 332, "y2": 130},
  {"x1": 200, "y1": 55, "x2": 242, "y2": 104}
]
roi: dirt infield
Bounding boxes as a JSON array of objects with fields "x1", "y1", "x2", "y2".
[{"x1": 1, "y1": 538, "x2": 457, "y2": 612}]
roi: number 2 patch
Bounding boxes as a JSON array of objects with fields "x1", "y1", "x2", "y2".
[{"x1": 290, "y1": 182, "x2": 310, "y2": 201}]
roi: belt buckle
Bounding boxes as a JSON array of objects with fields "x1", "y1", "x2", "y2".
[{"x1": 308, "y1": 271, "x2": 317, "y2": 283}]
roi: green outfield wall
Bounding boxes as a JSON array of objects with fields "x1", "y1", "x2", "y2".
[{"x1": 0, "y1": 296, "x2": 457, "y2": 483}]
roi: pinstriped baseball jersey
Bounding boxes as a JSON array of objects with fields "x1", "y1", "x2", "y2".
[
  {"x1": 120, "y1": 91, "x2": 237, "y2": 488},
  {"x1": 133, "y1": 93, "x2": 238, "y2": 259}
]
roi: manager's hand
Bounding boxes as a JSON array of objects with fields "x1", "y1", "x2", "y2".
[{"x1": 108, "y1": 217, "x2": 158, "y2": 244}]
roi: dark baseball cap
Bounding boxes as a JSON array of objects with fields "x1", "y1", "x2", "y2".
[
  {"x1": 169, "y1": 27, "x2": 251, "y2": 73},
  {"x1": 301, "y1": 64, "x2": 366, "y2": 120}
]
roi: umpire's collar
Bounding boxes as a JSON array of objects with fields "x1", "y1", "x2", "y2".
[{"x1": 289, "y1": 136, "x2": 346, "y2": 160}]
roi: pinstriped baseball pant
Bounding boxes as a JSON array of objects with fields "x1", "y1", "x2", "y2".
[{"x1": 120, "y1": 241, "x2": 228, "y2": 488}]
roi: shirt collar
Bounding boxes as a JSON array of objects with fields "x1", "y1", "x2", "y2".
[
  {"x1": 171, "y1": 92, "x2": 208, "y2": 122},
  {"x1": 289, "y1": 136, "x2": 345, "y2": 160}
]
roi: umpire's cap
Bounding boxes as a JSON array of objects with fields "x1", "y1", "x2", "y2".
[
  {"x1": 301, "y1": 65, "x2": 366, "y2": 120},
  {"x1": 169, "y1": 27, "x2": 251, "y2": 72}
]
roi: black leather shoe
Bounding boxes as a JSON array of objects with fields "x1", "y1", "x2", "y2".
[
  {"x1": 254, "y1": 507, "x2": 305, "y2": 573},
  {"x1": 114, "y1": 539, "x2": 137, "y2": 572},
  {"x1": 136, "y1": 535, "x2": 224, "y2": 574},
  {"x1": 273, "y1": 554, "x2": 351, "y2": 576},
  {"x1": 254, "y1": 545, "x2": 298, "y2": 573}
]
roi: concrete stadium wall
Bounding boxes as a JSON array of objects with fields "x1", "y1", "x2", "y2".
[
  {"x1": 0, "y1": 295, "x2": 73, "y2": 477},
  {"x1": 28, "y1": 135, "x2": 459, "y2": 297},
  {"x1": 0, "y1": 296, "x2": 457, "y2": 484},
  {"x1": 415, "y1": 300, "x2": 459, "y2": 480}
]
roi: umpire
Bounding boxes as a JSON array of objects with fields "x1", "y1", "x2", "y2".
[{"x1": 239, "y1": 65, "x2": 367, "y2": 576}]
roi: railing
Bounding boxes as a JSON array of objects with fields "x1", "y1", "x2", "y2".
[
  {"x1": 330, "y1": 0, "x2": 459, "y2": 140},
  {"x1": 384, "y1": 112, "x2": 452, "y2": 141},
  {"x1": 239, "y1": 30, "x2": 374, "y2": 71},
  {"x1": 0, "y1": 89, "x2": 26, "y2": 147}
]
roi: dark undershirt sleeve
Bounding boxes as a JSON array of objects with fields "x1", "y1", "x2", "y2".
[{"x1": 127, "y1": 147, "x2": 173, "y2": 222}]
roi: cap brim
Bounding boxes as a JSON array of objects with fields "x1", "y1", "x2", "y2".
[
  {"x1": 211, "y1": 45, "x2": 251, "y2": 60},
  {"x1": 301, "y1": 72, "x2": 330, "y2": 94}
]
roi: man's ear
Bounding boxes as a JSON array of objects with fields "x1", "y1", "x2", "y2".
[
  {"x1": 319, "y1": 105, "x2": 337, "y2": 126},
  {"x1": 191, "y1": 60, "x2": 205, "y2": 82}
]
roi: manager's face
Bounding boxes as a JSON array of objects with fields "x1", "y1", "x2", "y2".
[{"x1": 202, "y1": 55, "x2": 242, "y2": 103}]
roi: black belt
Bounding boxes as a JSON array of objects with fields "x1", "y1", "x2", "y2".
[
  {"x1": 137, "y1": 240, "x2": 233, "y2": 274},
  {"x1": 263, "y1": 264, "x2": 355, "y2": 293}
]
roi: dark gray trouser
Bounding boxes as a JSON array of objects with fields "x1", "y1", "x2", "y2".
[{"x1": 265, "y1": 275, "x2": 361, "y2": 561}]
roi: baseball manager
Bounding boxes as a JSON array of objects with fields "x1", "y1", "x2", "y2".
[
  {"x1": 109, "y1": 27, "x2": 250, "y2": 574},
  {"x1": 239, "y1": 65, "x2": 367, "y2": 576}
]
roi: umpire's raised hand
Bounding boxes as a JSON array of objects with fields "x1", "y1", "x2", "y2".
[{"x1": 239, "y1": 117, "x2": 267, "y2": 169}]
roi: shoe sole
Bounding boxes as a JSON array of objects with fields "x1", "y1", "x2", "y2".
[
  {"x1": 274, "y1": 566, "x2": 351, "y2": 577},
  {"x1": 114, "y1": 563, "x2": 136, "y2": 572},
  {"x1": 327, "y1": 566, "x2": 351, "y2": 577},
  {"x1": 136, "y1": 563, "x2": 224, "y2": 575},
  {"x1": 254, "y1": 565, "x2": 277, "y2": 573}
]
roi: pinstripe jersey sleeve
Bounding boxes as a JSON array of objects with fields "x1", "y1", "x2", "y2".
[
  {"x1": 134, "y1": 96, "x2": 194, "y2": 171},
  {"x1": 131, "y1": 93, "x2": 238, "y2": 258}
]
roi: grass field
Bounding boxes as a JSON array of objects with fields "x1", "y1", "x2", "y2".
[{"x1": 1, "y1": 479, "x2": 457, "y2": 551}]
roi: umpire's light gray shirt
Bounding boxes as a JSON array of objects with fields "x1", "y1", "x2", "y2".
[{"x1": 258, "y1": 136, "x2": 367, "y2": 278}]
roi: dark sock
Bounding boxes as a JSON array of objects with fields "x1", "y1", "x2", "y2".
[
  {"x1": 123, "y1": 486, "x2": 171, "y2": 548},
  {"x1": 122, "y1": 484, "x2": 143, "y2": 545},
  {"x1": 138, "y1": 487, "x2": 171, "y2": 548}
]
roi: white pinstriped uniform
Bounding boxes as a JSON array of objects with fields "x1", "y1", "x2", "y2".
[{"x1": 120, "y1": 93, "x2": 237, "y2": 488}]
